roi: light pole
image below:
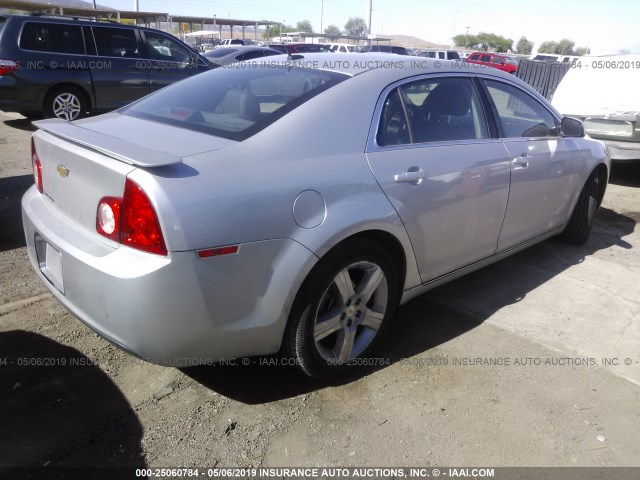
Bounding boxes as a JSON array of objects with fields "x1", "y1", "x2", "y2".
[
  {"x1": 465, "y1": 26, "x2": 470, "y2": 49},
  {"x1": 320, "y1": 0, "x2": 323, "y2": 36}
]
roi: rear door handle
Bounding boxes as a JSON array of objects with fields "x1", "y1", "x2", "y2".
[
  {"x1": 512, "y1": 154, "x2": 532, "y2": 168},
  {"x1": 394, "y1": 170, "x2": 428, "y2": 184}
]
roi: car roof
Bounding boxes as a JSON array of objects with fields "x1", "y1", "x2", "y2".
[
  {"x1": 3, "y1": 13, "x2": 134, "y2": 27},
  {"x1": 257, "y1": 52, "x2": 521, "y2": 79}
]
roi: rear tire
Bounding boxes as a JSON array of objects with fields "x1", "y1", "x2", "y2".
[
  {"x1": 44, "y1": 86, "x2": 88, "y2": 121},
  {"x1": 559, "y1": 172, "x2": 599, "y2": 245},
  {"x1": 285, "y1": 239, "x2": 399, "y2": 379}
]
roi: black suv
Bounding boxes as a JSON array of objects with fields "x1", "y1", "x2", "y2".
[{"x1": 0, "y1": 14, "x2": 210, "y2": 120}]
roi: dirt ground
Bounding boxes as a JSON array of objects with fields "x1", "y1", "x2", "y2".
[{"x1": 1, "y1": 110, "x2": 639, "y2": 473}]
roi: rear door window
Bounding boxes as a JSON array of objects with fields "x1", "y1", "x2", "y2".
[
  {"x1": 20, "y1": 22, "x2": 84, "y2": 54},
  {"x1": 92, "y1": 26, "x2": 139, "y2": 58},
  {"x1": 377, "y1": 77, "x2": 489, "y2": 146}
]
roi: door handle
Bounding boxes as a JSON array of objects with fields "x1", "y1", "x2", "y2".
[
  {"x1": 512, "y1": 154, "x2": 532, "y2": 168},
  {"x1": 394, "y1": 170, "x2": 428, "y2": 184}
]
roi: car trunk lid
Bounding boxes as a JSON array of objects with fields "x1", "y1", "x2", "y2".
[{"x1": 32, "y1": 115, "x2": 235, "y2": 243}]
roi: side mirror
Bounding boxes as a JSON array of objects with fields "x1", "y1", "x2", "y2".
[{"x1": 560, "y1": 116, "x2": 585, "y2": 138}]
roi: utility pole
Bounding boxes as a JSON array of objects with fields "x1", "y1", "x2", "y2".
[
  {"x1": 366, "y1": 0, "x2": 372, "y2": 43},
  {"x1": 465, "y1": 26, "x2": 470, "y2": 49},
  {"x1": 320, "y1": 0, "x2": 323, "y2": 36}
]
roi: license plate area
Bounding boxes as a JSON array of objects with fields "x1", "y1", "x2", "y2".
[{"x1": 35, "y1": 234, "x2": 64, "y2": 294}]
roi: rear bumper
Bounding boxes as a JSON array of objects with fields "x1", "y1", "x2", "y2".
[
  {"x1": 22, "y1": 186, "x2": 317, "y2": 366},
  {"x1": 0, "y1": 76, "x2": 44, "y2": 113}
]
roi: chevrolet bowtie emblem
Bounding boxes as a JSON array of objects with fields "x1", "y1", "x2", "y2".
[{"x1": 56, "y1": 164, "x2": 70, "y2": 178}]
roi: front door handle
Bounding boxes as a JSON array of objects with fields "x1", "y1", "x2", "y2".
[
  {"x1": 394, "y1": 170, "x2": 428, "y2": 184},
  {"x1": 512, "y1": 154, "x2": 532, "y2": 168}
]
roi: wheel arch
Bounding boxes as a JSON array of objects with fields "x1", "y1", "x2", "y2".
[
  {"x1": 298, "y1": 228, "x2": 411, "y2": 300},
  {"x1": 44, "y1": 82, "x2": 93, "y2": 112},
  {"x1": 592, "y1": 162, "x2": 608, "y2": 208}
]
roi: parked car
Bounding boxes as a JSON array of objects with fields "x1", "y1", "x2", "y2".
[
  {"x1": 552, "y1": 55, "x2": 640, "y2": 161},
  {"x1": 358, "y1": 45, "x2": 409, "y2": 55},
  {"x1": 0, "y1": 14, "x2": 210, "y2": 120},
  {"x1": 267, "y1": 43, "x2": 326, "y2": 54},
  {"x1": 417, "y1": 49, "x2": 460, "y2": 60},
  {"x1": 204, "y1": 46, "x2": 280, "y2": 67},
  {"x1": 466, "y1": 51, "x2": 518, "y2": 73},
  {"x1": 218, "y1": 39, "x2": 245, "y2": 46},
  {"x1": 326, "y1": 43, "x2": 358, "y2": 53},
  {"x1": 23, "y1": 53, "x2": 609, "y2": 379},
  {"x1": 530, "y1": 53, "x2": 579, "y2": 64}
]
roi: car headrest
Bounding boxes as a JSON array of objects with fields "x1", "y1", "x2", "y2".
[{"x1": 421, "y1": 82, "x2": 471, "y2": 117}]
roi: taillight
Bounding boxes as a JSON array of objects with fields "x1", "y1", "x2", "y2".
[
  {"x1": 0, "y1": 60, "x2": 18, "y2": 76},
  {"x1": 96, "y1": 179, "x2": 167, "y2": 256},
  {"x1": 96, "y1": 197, "x2": 121, "y2": 241},
  {"x1": 31, "y1": 137, "x2": 43, "y2": 193}
]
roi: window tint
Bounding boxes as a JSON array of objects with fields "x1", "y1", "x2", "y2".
[
  {"x1": 144, "y1": 31, "x2": 190, "y2": 62},
  {"x1": 483, "y1": 80, "x2": 557, "y2": 138},
  {"x1": 93, "y1": 27, "x2": 139, "y2": 58},
  {"x1": 377, "y1": 77, "x2": 488, "y2": 146},
  {"x1": 123, "y1": 66, "x2": 348, "y2": 141},
  {"x1": 469, "y1": 53, "x2": 480, "y2": 60},
  {"x1": 448, "y1": 51, "x2": 460, "y2": 60},
  {"x1": 480, "y1": 54, "x2": 491, "y2": 62},
  {"x1": 20, "y1": 23, "x2": 84, "y2": 54},
  {"x1": 236, "y1": 50, "x2": 266, "y2": 61},
  {"x1": 491, "y1": 56, "x2": 504, "y2": 64},
  {"x1": 206, "y1": 47, "x2": 239, "y2": 58}
]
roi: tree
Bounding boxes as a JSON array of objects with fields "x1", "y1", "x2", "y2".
[
  {"x1": 344, "y1": 17, "x2": 367, "y2": 37},
  {"x1": 476, "y1": 32, "x2": 513, "y2": 52},
  {"x1": 516, "y1": 36, "x2": 534, "y2": 55},
  {"x1": 556, "y1": 38, "x2": 575, "y2": 55},
  {"x1": 453, "y1": 33, "x2": 479, "y2": 49},
  {"x1": 265, "y1": 23, "x2": 295, "y2": 39},
  {"x1": 296, "y1": 20, "x2": 313, "y2": 33},
  {"x1": 538, "y1": 41, "x2": 558, "y2": 54},
  {"x1": 324, "y1": 24, "x2": 342, "y2": 37},
  {"x1": 537, "y1": 39, "x2": 590, "y2": 56}
]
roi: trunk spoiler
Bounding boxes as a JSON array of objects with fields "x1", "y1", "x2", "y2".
[{"x1": 34, "y1": 119, "x2": 182, "y2": 168}]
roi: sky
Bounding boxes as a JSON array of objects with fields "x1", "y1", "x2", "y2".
[{"x1": 101, "y1": 0, "x2": 640, "y2": 55}]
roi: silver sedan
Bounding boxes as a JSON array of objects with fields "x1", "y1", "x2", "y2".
[{"x1": 22, "y1": 53, "x2": 610, "y2": 378}]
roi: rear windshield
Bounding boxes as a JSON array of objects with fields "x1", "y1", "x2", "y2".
[
  {"x1": 123, "y1": 64, "x2": 349, "y2": 141},
  {"x1": 206, "y1": 47, "x2": 239, "y2": 58}
]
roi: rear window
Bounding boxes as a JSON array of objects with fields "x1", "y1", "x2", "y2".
[
  {"x1": 207, "y1": 47, "x2": 239, "y2": 58},
  {"x1": 20, "y1": 22, "x2": 84, "y2": 54},
  {"x1": 123, "y1": 64, "x2": 349, "y2": 141}
]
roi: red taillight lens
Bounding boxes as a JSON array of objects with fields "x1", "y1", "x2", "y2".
[
  {"x1": 31, "y1": 137, "x2": 43, "y2": 193},
  {"x1": 0, "y1": 60, "x2": 18, "y2": 76},
  {"x1": 96, "y1": 197, "x2": 122, "y2": 241},
  {"x1": 120, "y1": 179, "x2": 167, "y2": 256},
  {"x1": 96, "y1": 179, "x2": 167, "y2": 256}
]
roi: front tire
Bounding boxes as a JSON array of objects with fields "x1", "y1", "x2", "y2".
[
  {"x1": 44, "y1": 86, "x2": 88, "y2": 121},
  {"x1": 285, "y1": 239, "x2": 399, "y2": 379},
  {"x1": 560, "y1": 171, "x2": 600, "y2": 245}
]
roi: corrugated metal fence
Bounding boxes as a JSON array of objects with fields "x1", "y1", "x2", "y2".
[{"x1": 516, "y1": 60, "x2": 572, "y2": 101}]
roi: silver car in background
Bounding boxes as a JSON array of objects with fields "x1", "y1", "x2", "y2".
[{"x1": 22, "y1": 54, "x2": 610, "y2": 378}]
